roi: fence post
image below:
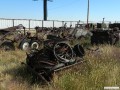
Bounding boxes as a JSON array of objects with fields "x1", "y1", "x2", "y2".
[
  {"x1": 53, "y1": 21, "x2": 54, "y2": 28},
  {"x1": 70, "y1": 21, "x2": 72, "y2": 28},
  {"x1": 12, "y1": 19, "x2": 15, "y2": 27},
  {"x1": 62, "y1": 21, "x2": 64, "y2": 27},
  {"x1": 29, "y1": 20, "x2": 31, "y2": 30},
  {"x1": 42, "y1": 20, "x2": 44, "y2": 29}
]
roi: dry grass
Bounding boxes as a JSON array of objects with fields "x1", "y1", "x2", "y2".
[
  {"x1": 0, "y1": 45, "x2": 120, "y2": 90},
  {"x1": 53, "y1": 45, "x2": 120, "y2": 90}
]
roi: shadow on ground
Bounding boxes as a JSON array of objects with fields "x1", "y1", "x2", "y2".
[{"x1": 2, "y1": 64, "x2": 48, "y2": 86}]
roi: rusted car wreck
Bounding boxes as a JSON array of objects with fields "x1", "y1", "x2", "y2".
[
  {"x1": 0, "y1": 24, "x2": 41, "y2": 50},
  {"x1": 23, "y1": 35, "x2": 85, "y2": 81},
  {"x1": 91, "y1": 27, "x2": 120, "y2": 45}
]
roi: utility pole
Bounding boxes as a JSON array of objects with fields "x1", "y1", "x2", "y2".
[
  {"x1": 44, "y1": 0, "x2": 47, "y2": 20},
  {"x1": 33, "y1": 0, "x2": 52, "y2": 20},
  {"x1": 87, "y1": 0, "x2": 90, "y2": 30}
]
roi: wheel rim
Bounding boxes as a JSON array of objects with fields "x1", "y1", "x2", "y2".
[
  {"x1": 31, "y1": 42, "x2": 39, "y2": 49},
  {"x1": 22, "y1": 42, "x2": 29, "y2": 50},
  {"x1": 54, "y1": 42, "x2": 75, "y2": 63}
]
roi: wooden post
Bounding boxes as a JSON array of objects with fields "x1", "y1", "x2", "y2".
[
  {"x1": 53, "y1": 20, "x2": 54, "y2": 28},
  {"x1": 70, "y1": 21, "x2": 72, "y2": 28},
  {"x1": 13, "y1": 19, "x2": 15, "y2": 27},
  {"x1": 29, "y1": 20, "x2": 31, "y2": 30},
  {"x1": 42, "y1": 20, "x2": 44, "y2": 29},
  {"x1": 62, "y1": 21, "x2": 64, "y2": 27}
]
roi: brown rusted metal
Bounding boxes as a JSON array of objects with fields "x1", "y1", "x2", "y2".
[
  {"x1": 0, "y1": 25, "x2": 43, "y2": 50},
  {"x1": 25, "y1": 36, "x2": 85, "y2": 81}
]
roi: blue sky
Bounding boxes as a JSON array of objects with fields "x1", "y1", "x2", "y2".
[{"x1": 0, "y1": 0, "x2": 120, "y2": 22}]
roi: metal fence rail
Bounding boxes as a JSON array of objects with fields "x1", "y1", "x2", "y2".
[
  {"x1": 0, "y1": 18, "x2": 119, "y2": 30},
  {"x1": 0, "y1": 18, "x2": 82, "y2": 30}
]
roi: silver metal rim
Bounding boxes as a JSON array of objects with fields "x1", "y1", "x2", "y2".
[
  {"x1": 22, "y1": 42, "x2": 29, "y2": 50},
  {"x1": 31, "y1": 42, "x2": 39, "y2": 49}
]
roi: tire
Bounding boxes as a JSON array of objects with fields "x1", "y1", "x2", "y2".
[
  {"x1": 30, "y1": 40, "x2": 40, "y2": 50},
  {"x1": 1, "y1": 41, "x2": 15, "y2": 51},
  {"x1": 73, "y1": 44, "x2": 85, "y2": 57},
  {"x1": 19, "y1": 39, "x2": 30, "y2": 51}
]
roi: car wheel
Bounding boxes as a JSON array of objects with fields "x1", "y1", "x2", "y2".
[
  {"x1": 30, "y1": 40, "x2": 40, "y2": 50},
  {"x1": 19, "y1": 39, "x2": 30, "y2": 51}
]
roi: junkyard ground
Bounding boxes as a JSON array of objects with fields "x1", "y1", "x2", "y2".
[{"x1": 0, "y1": 44, "x2": 120, "y2": 90}]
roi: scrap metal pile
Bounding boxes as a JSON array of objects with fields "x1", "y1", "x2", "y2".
[
  {"x1": 24, "y1": 23, "x2": 120, "y2": 82},
  {"x1": 91, "y1": 27, "x2": 120, "y2": 45},
  {"x1": 25, "y1": 37, "x2": 85, "y2": 81},
  {"x1": 0, "y1": 22, "x2": 120, "y2": 82},
  {"x1": 0, "y1": 24, "x2": 42, "y2": 51}
]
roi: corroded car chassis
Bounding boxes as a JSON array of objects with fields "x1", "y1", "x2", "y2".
[
  {"x1": 24, "y1": 38, "x2": 85, "y2": 81},
  {"x1": 0, "y1": 25, "x2": 41, "y2": 51}
]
